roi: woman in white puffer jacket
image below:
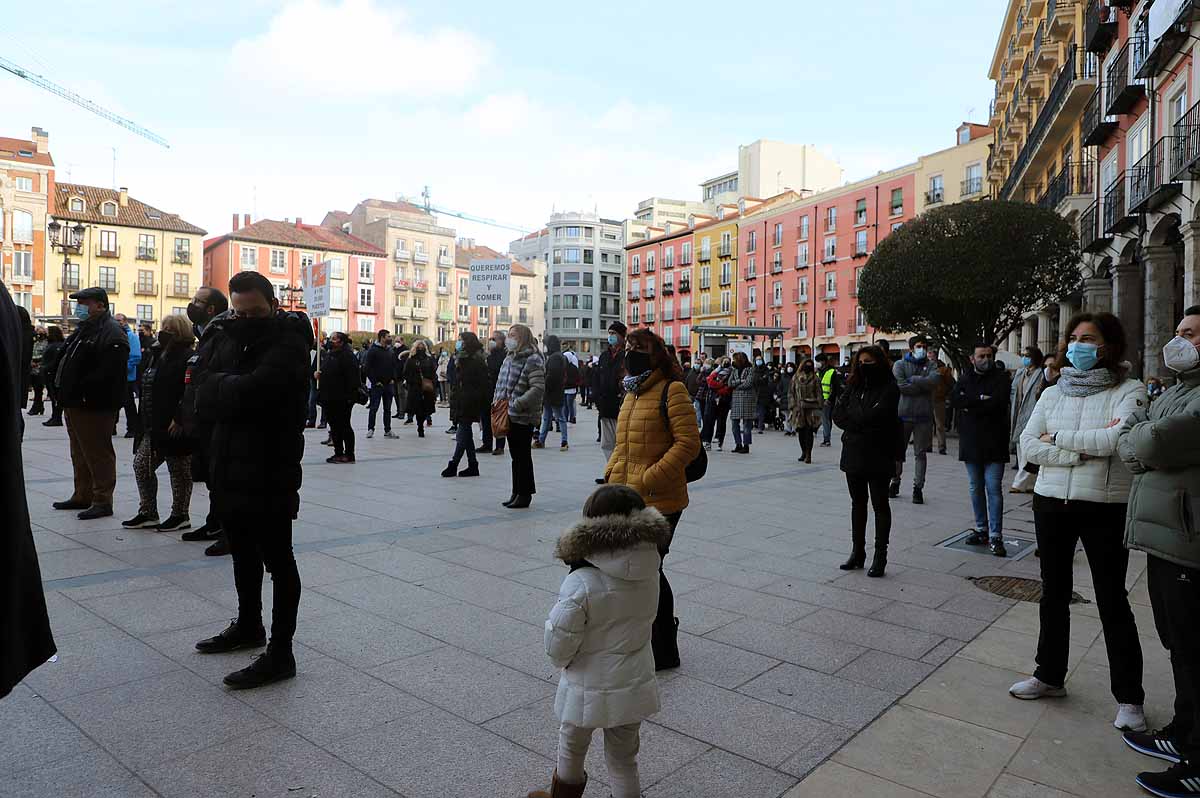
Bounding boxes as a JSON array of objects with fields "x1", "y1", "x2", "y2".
[
  {"x1": 527, "y1": 485, "x2": 671, "y2": 798},
  {"x1": 1015, "y1": 312, "x2": 1147, "y2": 733}
]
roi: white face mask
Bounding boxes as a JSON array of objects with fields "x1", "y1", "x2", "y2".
[{"x1": 1163, "y1": 335, "x2": 1200, "y2": 372}]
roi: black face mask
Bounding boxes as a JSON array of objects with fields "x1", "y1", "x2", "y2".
[
  {"x1": 229, "y1": 315, "x2": 272, "y2": 342},
  {"x1": 157, "y1": 331, "x2": 174, "y2": 347},
  {"x1": 625, "y1": 351, "x2": 652, "y2": 375},
  {"x1": 186, "y1": 303, "x2": 211, "y2": 327}
]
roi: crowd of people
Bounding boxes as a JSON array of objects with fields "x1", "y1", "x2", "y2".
[{"x1": 9, "y1": 273, "x2": 1200, "y2": 797}]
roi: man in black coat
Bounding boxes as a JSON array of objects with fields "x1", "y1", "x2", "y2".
[
  {"x1": 478, "y1": 330, "x2": 507, "y2": 454},
  {"x1": 52, "y1": 287, "x2": 130, "y2": 520},
  {"x1": 190, "y1": 272, "x2": 313, "y2": 689},
  {"x1": 593, "y1": 321, "x2": 627, "y2": 479},
  {"x1": 0, "y1": 281, "x2": 56, "y2": 699},
  {"x1": 362, "y1": 329, "x2": 396, "y2": 439},
  {"x1": 537, "y1": 334, "x2": 568, "y2": 449},
  {"x1": 951, "y1": 343, "x2": 1011, "y2": 557},
  {"x1": 179, "y1": 286, "x2": 230, "y2": 554}
]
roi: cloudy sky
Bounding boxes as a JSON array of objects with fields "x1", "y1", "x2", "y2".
[{"x1": 2, "y1": 0, "x2": 1003, "y2": 250}]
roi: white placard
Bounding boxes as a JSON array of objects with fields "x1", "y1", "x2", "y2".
[
  {"x1": 469, "y1": 259, "x2": 511, "y2": 307},
  {"x1": 727, "y1": 341, "x2": 753, "y2": 358},
  {"x1": 303, "y1": 260, "x2": 330, "y2": 318}
]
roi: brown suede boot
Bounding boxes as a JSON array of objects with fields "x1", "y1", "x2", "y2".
[{"x1": 528, "y1": 770, "x2": 587, "y2": 798}]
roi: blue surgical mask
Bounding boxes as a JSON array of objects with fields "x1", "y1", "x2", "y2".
[
  {"x1": 455, "y1": 340, "x2": 463, "y2": 352},
  {"x1": 913, "y1": 347, "x2": 926, "y2": 360},
  {"x1": 1066, "y1": 342, "x2": 1099, "y2": 371},
  {"x1": 755, "y1": 358, "x2": 764, "y2": 366},
  {"x1": 1021, "y1": 356, "x2": 1032, "y2": 368},
  {"x1": 608, "y1": 334, "x2": 619, "y2": 346},
  {"x1": 506, "y1": 337, "x2": 519, "y2": 352},
  {"x1": 73, "y1": 303, "x2": 90, "y2": 320}
]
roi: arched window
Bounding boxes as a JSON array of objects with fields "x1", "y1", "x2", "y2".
[
  {"x1": 69, "y1": 197, "x2": 85, "y2": 212},
  {"x1": 101, "y1": 201, "x2": 117, "y2": 217}
]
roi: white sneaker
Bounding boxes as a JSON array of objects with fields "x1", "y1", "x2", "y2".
[
  {"x1": 1009, "y1": 676, "x2": 1067, "y2": 700},
  {"x1": 366, "y1": 429, "x2": 374, "y2": 439},
  {"x1": 1114, "y1": 704, "x2": 1147, "y2": 732}
]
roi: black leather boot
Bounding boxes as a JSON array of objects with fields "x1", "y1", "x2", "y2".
[
  {"x1": 867, "y1": 546, "x2": 888, "y2": 578},
  {"x1": 840, "y1": 526, "x2": 867, "y2": 570}
]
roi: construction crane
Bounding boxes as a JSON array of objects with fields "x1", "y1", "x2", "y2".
[
  {"x1": 404, "y1": 186, "x2": 531, "y2": 234},
  {"x1": 0, "y1": 56, "x2": 170, "y2": 148}
]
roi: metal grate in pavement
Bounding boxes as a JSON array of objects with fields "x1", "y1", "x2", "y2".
[{"x1": 968, "y1": 575, "x2": 1090, "y2": 604}]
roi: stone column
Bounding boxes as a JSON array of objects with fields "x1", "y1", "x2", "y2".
[
  {"x1": 1182, "y1": 222, "x2": 1200, "y2": 309},
  {"x1": 1112, "y1": 261, "x2": 1144, "y2": 378},
  {"x1": 1020, "y1": 316, "x2": 1036, "y2": 351},
  {"x1": 1083, "y1": 277, "x2": 1113, "y2": 312},
  {"x1": 1036, "y1": 310, "x2": 1055, "y2": 356},
  {"x1": 1143, "y1": 244, "x2": 1181, "y2": 380},
  {"x1": 1006, "y1": 330, "x2": 1021, "y2": 353}
]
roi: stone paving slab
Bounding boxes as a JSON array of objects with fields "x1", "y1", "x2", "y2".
[{"x1": 12, "y1": 402, "x2": 1164, "y2": 796}]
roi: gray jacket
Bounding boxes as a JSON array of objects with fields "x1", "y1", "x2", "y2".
[
  {"x1": 1009, "y1": 366, "x2": 1046, "y2": 452},
  {"x1": 892, "y1": 355, "x2": 939, "y2": 422},
  {"x1": 1118, "y1": 366, "x2": 1200, "y2": 569},
  {"x1": 495, "y1": 346, "x2": 545, "y2": 427}
]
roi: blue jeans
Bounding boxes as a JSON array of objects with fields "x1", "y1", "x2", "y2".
[
  {"x1": 451, "y1": 421, "x2": 478, "y2": 468},
  {"x1": 965, "y1": 461, "x2": 1004, "y2": 541},
  {"x1": 562, "y1": 393, "x2": 576, "y2": 423},
  {"x1": 693, "y1": 399, "x2": 703, "y2": 427},
  {"x1": 367, "y1": 382, "x2": 393, "y2": 431},
  {"x1": 732, "y1": 418, "x2": 753, "y2": 448},
  {"x1": 539, "y1": 400, "x2": 567, "y2": 445}
]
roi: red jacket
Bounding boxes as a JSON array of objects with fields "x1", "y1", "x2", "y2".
[{"x1": 706, "y1": 369, "x2": 733, "y2": 397}]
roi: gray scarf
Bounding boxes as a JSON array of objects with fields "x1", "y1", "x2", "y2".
[{"x1": 1056, "y1": 366, "x2": 1119, "y2": 398}]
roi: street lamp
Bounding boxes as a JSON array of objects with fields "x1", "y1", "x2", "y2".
[{"x1": 47, "y1": 218, "x2": 86, "y2": 325}]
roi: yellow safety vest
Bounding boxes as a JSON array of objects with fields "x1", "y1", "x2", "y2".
[{"x1": 821, "y1": 368, "x2": 834, "y2": 400}]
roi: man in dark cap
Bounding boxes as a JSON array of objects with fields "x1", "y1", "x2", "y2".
[
  {"x1": 591, "y1": 320, "x2": 627, "y2": 483},
  {"x1": 51, "y1": 287, "x2": 130, "y2": 519}
]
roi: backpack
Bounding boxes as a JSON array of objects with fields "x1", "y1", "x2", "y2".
[
  {"x1": 660, "y1": 381, "x2": 707, "y2": 482},
  {"x1": 564, "y1": 359, "x2": 581, "y2": 388}
]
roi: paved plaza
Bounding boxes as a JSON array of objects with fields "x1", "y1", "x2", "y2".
[{"x1": 6, "y1": 403, "x2": 1169, "y2": 797}]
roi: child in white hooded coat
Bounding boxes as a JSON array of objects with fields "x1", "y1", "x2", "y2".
[{"x1": 527, "y1": 484, "x2": 671, "y2": 798}]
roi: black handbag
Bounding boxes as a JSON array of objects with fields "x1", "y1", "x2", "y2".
[
  {"x1": 660, "y1": 382, "x2": 707, "y2": 482},
  {"x1": 355, "y1": 384, "x2": 369, "y2": 406}
]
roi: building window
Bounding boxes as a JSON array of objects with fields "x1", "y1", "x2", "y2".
[
  {"x1": 102, "y1": 201, "x2": 117, "y2": 217},
  {"x1": 823, "y1": 236, "x2": 836, "y2": 262},
  {"x1": 797, "y1": 242, "x2": 809, "y2": 268},
  {"x1": 798, "y1": 216, "x2": 810, "y2": 240},
  {"x1": 856, "y1": 305, "x2": 867, "y2": 331},
  {"x1": 825, "y1": 309, "x2": 835, "y2": 336},
  {"x1": 564, "y1": 248, "x2": 582, "y2": 264},
  {"x1": 359, "y1": 260, "x2": 375, "y2": 282},
  {"x1": 700, "y1": 294, "x2": 711, "y2": 315},
  {"x1": 174, "y1": 272, "x2": 189, "y2": 296},
  {"x1": 720, "y1": 263, "x2": 731, "y2": 285},
  {"x1": 928, "y1": 175, "x2": 944, "y2": 204},
  {"x1": 891, "y1": 222, "x2": 903, "y2": 233},
  {"x1": 357, "y1": 316, "x2": 375, "y2": 332},
  {"x1": 826, "y1": 207, "x2": 837, "y2": 231},
  {"x1": 797, "y1": 311, "x2": 808, "y2": 335},
  {"x1": 664, "y1": 327, "x2": 673, "y2": 346},
  {"x1": 665, "y1": 247, "x2": 674, "y2": 268},
  {"x1": 270, "y1": 249, "x2": 287, "y2": 273},
  {"x1": 798, "y1": 276, "x2": 809, "y2": 300},
  {"x1": 174, "y1": 238, "x2": 190, "y2": 262},
  {"x1": 825, "y1": 271, "x2": 837, "y2": 297},
  {"x1": 747, "y1": 230, "x2": 757, "y2": 253},
  {"x1": 773, "y1": 281, "x2": 783, "y2": 305},
  {"x1": 855, "y1": 230, "x2": 868, "y2": 255},
  {"x1": 720, "y1": 291, "x2": 731, "y2": 314},
  {"x1": 632, "y1": 255, "x2": 640, "y2": 274},
  {"x1": 330, "y1": 285, "x2": 346, "y2": 310},
  {"x1": 69, "y1": 197, "x2": 84, "y2": 212},
  {"x1": 12, "y1": 210, "x2": 32, "y2": 243},
  {"x1": 240, "y1": 246, "x2": 257, "y2": 269},
  {"x1": 748, "y1": 286, "x2": 757, "y2": 310},
  {"x1": 99, "y1": 229, "x2": 118, "y2": 256},
  {"x1": 137, "y1": 305, "x2": 153, "y2": 323},
  {"x1": 13, "y1": 250, "x2": 32, "y2": 280},
  {"x1": 359, "y1": 286, "x2": 374, "y2": 311},
  {"x1": 855, "y1": 199, "x2": 867, "y2": 226},
  {"x1": 15, "y1": 176, "x2": 33, "y2": 192},
  {"x1": 138, "y1": 269, "x2": 154, "y2": 293},
  {"x1": 98, "y1": 266, "x2": 117, "y2": 292},
  {"x1": 774, "y1": 222, "x2": 783, "y2": 246},
  {"x1": 438, "y1": 270, "x2": 449, "y2": 289},
  {"x1": 138, "y1": 234, "x2": 156, "y2": 259},
  {"x1": 891, "y1": 188, "x2": 904, "y2": 216}
]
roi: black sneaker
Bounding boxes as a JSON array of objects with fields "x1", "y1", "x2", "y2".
[
  {"x1": 888, "y1": 480, "x2": 900, "y2": 498},
  {"x1": 157, "y1": 514, "x2": 191, "y2": 532},
  {"x1": 195, "y1": 620, "x2": 267, "y2": 653},
  {"x1": 1136, "y1": 760, "x2": 1200, "y2": 798},
  {"x1": 205, "y1": 535, "x2": 230, "y2": 557},
  {"x1": 77, "y1": 504, "x2": 113, "y2": 520},
  {"x1": 182, "y1": 523, "x2": 221, "y2": 542},
  {"x1": 912, "y1": 488, "x2": 924, "y2": 505},
  {"x1": 990, "y1": 540, "x2": 1008, "y2": 558},
  {"x1": 223, "y1": 646, "x2": 296, "y2": 689},
  {"x1": 963, "y1": 530, "x2": 989, "y2": 546},
  {"x1": 1125, "y1": 727, "x2": 1186, "y2": 764},
  {"x1": 122, "y1": 513, "x2": 160, "y2": 529}
]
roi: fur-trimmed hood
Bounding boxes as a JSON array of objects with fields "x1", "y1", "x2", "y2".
[{"x1": 554, "y1": 507, "x2": 671, "y2": 580}]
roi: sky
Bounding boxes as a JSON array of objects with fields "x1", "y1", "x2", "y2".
[{"x1": 2, "y1": 0, "x2": 1006, "y2": 251}]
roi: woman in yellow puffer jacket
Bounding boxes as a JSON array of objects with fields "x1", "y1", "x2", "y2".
[{"x1": 604, "y1": 329, "x2": 700, "y2": 671}]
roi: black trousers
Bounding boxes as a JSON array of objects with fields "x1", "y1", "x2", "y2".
[
  {"x1": 846, "y1": 473, "x2": 891, "y2": 552},
  {"x1": 797, "y1": 427, "x2": 815, "y2": 459},
  {"x1": 701, "y1": 402, "x2": 728, "y2": 446},
  {"x1": 121, "y1": 381, "x2": 141, "y2": 436},
  {"x1": 507, "y1": 421, "x2": 535, "y2": 495},
  {"x1": 653, "y1": 511, "x2": 683, "y2": 669},
  {"x1": 226, "y1": 513, "x2": 301, "y2": 646},
  {"x1": 1033, "y1": 505, "x2": 1144, "y2": 703},
  {"x1": 325, "y1": 401, "x2": 354, "y2": 457},
  {"x1": 1148, "y1": 554, "x2": 1200, "y2": 757}
]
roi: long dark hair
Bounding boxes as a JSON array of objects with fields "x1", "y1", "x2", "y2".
[
  {"x1": 47, "y1": 325, "x2": 64, "y2": 343},
  {"x1": 1057, "y1": 311, "x2": 1127, "y2": 374},
  {"x1": 848, "y1": 345, "x2": 891, "y2": 387},
  {"x1": 458, "y1": 331, "x2": 482, "y2": 355},
  {"x1": 625, "y1": 329, "x2": 683, "y2": 382},
  {"x1": 731, "y1": 351, "x2": 751, "y2": 369}
]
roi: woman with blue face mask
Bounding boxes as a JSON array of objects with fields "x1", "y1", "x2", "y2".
[
  {"x1": 1014, "y1": 312, "x2": 1148, "y2": 735},
  {"x1": 1009, "y1": 346, "x2": 1046, "y2": 494}
]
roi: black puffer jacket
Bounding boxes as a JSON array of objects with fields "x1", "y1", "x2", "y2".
[
  {"x1": 543, "y1": 335, "x2": 566, "y2": 407},
  {"x1": 486, "y1": 345, "x2": 506, "y2": 393},
  {"x1": 318, "y1": 346, "x2": 361, "y2": 405},
  {"x1": 362, "y1": 342, "x2": 395, "y2": 386},
  {"x1": 139, "y1": 343, "x2": 194, "y2": 458},
  {"x1": 592, "y1": 346, "x2": 626, "y2": 419},
  {"x1": 833, "y1": 372, "x2": 902, "y2": 477},
  {"x1": 192, "y1": 311, "x2": 313, "y2": 518},
  {"x1": 952, "y1": 362, "x2": 1011, "y2": 464},
  {"x1": 452, "y1": 349, "x2": 490, "y2": 420},
  {"x1": 54, "y1": 311, "x2": 129, "y2": 411},
  {"x1": 405, "y1": 350, "x2": 437, "y2": 416}
]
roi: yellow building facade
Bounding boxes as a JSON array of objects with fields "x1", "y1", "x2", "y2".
[
  {"x1": 693, "y1": 209, "x2": 739, "y2": 331},
  {"x1": 51, "y1": 183, "x2": 206, "y2": 326},
  {"x1": 915, "y1": 123, "x2": 993, "y2": 214}
]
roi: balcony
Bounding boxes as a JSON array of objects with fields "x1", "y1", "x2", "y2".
[
  {"x1": 95, "y1": 245, "x2": 120, "y2": 259},
  {"x1": 770, "y1": 297, "x2": 784, "y2": 308},
  {"x1": 823, "y1": 326, "x2": 836, "y2": 338},
  {"x1": 1129, "y1": 137, "x2": 1183, "y2": 214},
  {"x1": 1000, "y1": 44, "x2": 1098, "y2": 199},
  {"x1": 1047, "y1": 0, "x2": 1076, "y2": 39},
  {"x1": 924, "y1": 187, "x2": 944, "y2": 205},
  {"x1": 134, "y1": 282, "x2": 156, "y2": 296},
  {"x1": 743, "y1": 267, "x2": 757, "y2": 280},
  {"x1": 628, "y1": 291, "x2": 640, "y2": 301},
  {"x1": 852, "y1": 246, "x2": 868, "y2": 259},
  {"x1": 394, "y1": 278, "x2": 410, "y2": 291},
  {"x1": 1081, "y1": 85, "x2": 1118, "y2": 146},
  {"x1": 413, "y1": 280, "x2": 429, "y2": 292},
  {"x1": 795, "y1": 255, "x2": 809, "y2": 270},
  {"x1": 437, "y1": 285, "x2": 450, "y2": 295},
  {"x1": 679, "y1": 280, "x2": 691, "y2": 293},
  {"x1": 410, "y1": 307, "x2": 429, "y2": 319},
  {"x1": 771, "y1": 260, "x2": 784, "y2": 274},
  {"x1": 1173, "y1": 98, "x2": 1200, "y2": 180},
  {"x1": 393, "y1": 305, "x2": 412, "y2": 319},
  {"x1": 824, "y1": 288, "x2": 838, "y2": 300},
  {"x1": 644, "y1": 312, "x2": 656, "y2": 323},
  {"x1": 136, "y1": 247, "x2": 156, "y2": 261},
  {"x1": 698, "y1": 249, "x2": 712, "y2": 262},
  {"x1": 95, "y1": 279, "x2": 119, "y2": 294},
  {"x1": 394, "y1": 248, "x2": 411, "y2": 261},
  {"x1": 437, "y1": 310, "x2": 452, "y2": 322},
  {"x1": 662, "y1": 283, "x2": 674, "y2": 296},
  {"x1": 645, "y1": 289, "x2": 656, "y2": 299},
  {"x1": 168, "y1": 286, "x2": 191, "y2": 299},
  {"x1": 57, "y1": 276, "x2": 80, "y2": 291},
  {"x1": 172, "y1": 250, "x2": 191, "y2": 265},
  {"x1": 1102, "y1": 171, "x2": 1136, "y2": 235},
  {"x1": 458, "y1": 310, "x2": 471, "y2": 322},
  {"x1": 1016, "y1": 10, "x2": 1035, "y2": 46},
  {"x1": 679, "y1": 306, "x2": 691, "y2": 319},
  {"x1": 961, "y1": 176, "x2": 984, "y2": 197},
  {"x1": 719, "y1": 243, "x2": 732, "y2": 258},
  {"x1": 793, "y1": 289, "x2": 809, "y2": 304},
  {"x1": 1105, "y1": 35, "x2": 1147, "y2": 115},
  {"x1": 413, "y1": 251, "x2": 429, "y2": 264},
  {"x1": 663, "y1": 307, "x2": 674, "y2": 321},
  {"x1": 1084, "y1": 0, "x2": 1116, "y2": 54},
  {"x1": 1136, "y1": 0, "x2": 1200, "y2": 79},
  {"x1": 822, "y1": 253, "x2": 837, "y2": 264},
  {"x1": 644, "y1": 260, "x2": 656, "y2": 272},
  {"x1": 1042, "y1": 159, "x2": 1096, "y2": 214},
  {"x1": 1080, "y1": 200, "x2": 1112, "y2": 253},
  {"x1": 438, "y1": 255, "x2": 452, "y2": 267}
]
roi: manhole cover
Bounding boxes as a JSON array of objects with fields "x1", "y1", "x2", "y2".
[{"x1": 968, "y1": 575, "x2": 1089, "y2": 604}]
